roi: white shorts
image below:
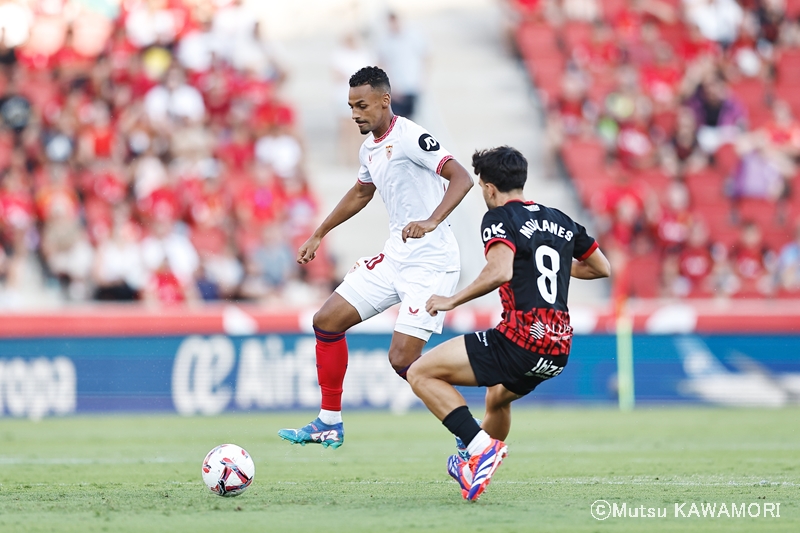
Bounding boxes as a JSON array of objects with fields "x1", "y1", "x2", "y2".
[{"x1": 335, "y1": 253, "x2": 460, "y2": 342}]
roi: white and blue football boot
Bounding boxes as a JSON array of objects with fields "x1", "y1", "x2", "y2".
[
  {"x1": 446, "y1": 454, "x2": 473, "y2": 499},
  {"x1": 465, "y1": 439, "x2": 508, "y2": 501},
  {"x1": 278, "y1": 418, "x2": 344, "y2": 449}
]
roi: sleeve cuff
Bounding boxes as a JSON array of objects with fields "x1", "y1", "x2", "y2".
[
  {"x1": 436, "y1": 155, "x2": 454, "y2": 175},
  {"x1": 576, "y1": 241, "x2": 598, "y2": 261},
  {"x1": 484, "y1": 238, "x2": 516, "y2": 256}
]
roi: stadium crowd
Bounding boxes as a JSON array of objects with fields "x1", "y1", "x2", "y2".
[
  {"x1": 513, "y1": 0, "x2": 800, "y2": 298},
  {"x1": 0, "y1": 0, "x2": 336, "y2": 308}
]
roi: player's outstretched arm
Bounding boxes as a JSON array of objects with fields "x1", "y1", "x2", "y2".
[
  {"x1": 402, "y1": 159, "x2": 473, "y2": 242},
  {"x1": 426, "y1": 242, "x2": 514, "y2": 316},
  {"x1": 571, "y1": 247, "x2": 611, "y2": 280},
  {"x1": 297, "y1": 181, "x2": 376, "y2": 264}
]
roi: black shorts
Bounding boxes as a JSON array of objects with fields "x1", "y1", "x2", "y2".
[{"x1": 464, "y1": 328, "x2": 569, "y2": 396}]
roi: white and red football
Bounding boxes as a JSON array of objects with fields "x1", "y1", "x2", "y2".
[{"x1": 201, "y1": 444, "x2": 255, "y2": 497}]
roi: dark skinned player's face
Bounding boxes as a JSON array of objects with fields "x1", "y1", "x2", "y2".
[{"x1": 348, "y1": 84, "x2": 391, "y2": 135}]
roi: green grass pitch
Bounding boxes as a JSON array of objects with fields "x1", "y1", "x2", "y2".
[{"x1": 0, "y1": 407, "x2": 798, "y2": 533}]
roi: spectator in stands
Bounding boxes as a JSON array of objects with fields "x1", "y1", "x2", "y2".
[
  {"x1": 92, "y1": 214, "x2": 144, "y2": 301},
  {"x1": 125, "y1": 0, "x2": 183, "y2": 49},
  {"x1": 615, "y1": 100, "x2": 657, "y2": 170},
  {"x1": 777, "y1": 221, "x2": 800, "y2": 295},
  {"x1": 254, "y1": 122, "x2": 302, "y2": 180},
  {"x1": 568, "y1": 0, "x2": 601, "y2": 21},
  {"x1": 144, "y1": 67, "x2": 206, "y2": 128},
  {"x1": 377, "y1": 12, "x2": 428, "y2": 119},
  {"x1": 660, "y1": 252, "x2": 691, "y2": 298},
  {"x1": 653, "y1": 181, "x2": 693, "y2": 253},
  {"x1": 140, "y1": 217, "x2": 200, "y2": 295},
  {"x1": 240, "y1": 223, "x2": 295, "y2": 302},
  {"x1": 591, "y1": 163, "x2": 655, "y2": 251},
  {"x1": 686, "y1": 71, "x2": 747, "y2": 154},
  {"x1": 332, "y1": 32, "x2": 375, "y2": 164},
  {"x1": 679, "y1": 220, "x2": 715, "y2": 296},
  {"x1": 0, "y1": 1, "x2": 330, "y2": 309},
  {"x1": 728, "y1": 221, "x2": 776, "y2": 296},
  {"x1": 759, "y1": 99, "x2": 800, "y2": 158},
  {"x1": 660, "y1": 106, "x2": 708, "y2": 177},
  {"x1": 685, "y1": 0, "x2": 744, "y2": 47},
  {"x1": 729, "y1": 132, "x2": 793, "y2": 201},
  {"x1": 40, "y1": 211, "x2": 94, "y2": 301}
]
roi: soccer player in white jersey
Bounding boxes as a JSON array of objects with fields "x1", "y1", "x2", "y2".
[{"x1": 278, "y1": 67, "x2": 474, "y2": 448}]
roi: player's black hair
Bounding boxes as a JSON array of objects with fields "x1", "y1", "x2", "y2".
[
  {"x1": 471, "y1": 146, "x2": 528, "y2": 192},
  {"x1": 349, "y1": 66, "x2": 391, "y2": 94}
]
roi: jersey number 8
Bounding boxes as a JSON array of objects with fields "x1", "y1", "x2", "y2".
[{"x1": 534, "y1": 245, "x2": 560, "y2": 304}]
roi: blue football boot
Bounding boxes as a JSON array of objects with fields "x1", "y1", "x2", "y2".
[{"x1": 278, "y1": 418, "x2": 344, "y2": 449}]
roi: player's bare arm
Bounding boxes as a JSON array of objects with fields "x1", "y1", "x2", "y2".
[
  {"x1": 570, "y1": 248, "x2": 611, "y2": 280},
  {"x1": 426, "y1": 242, "x2": 514, "y2": 316},
  {"x1": 297, "y1": 180, "x2": 377, "y2": 264},
  {"x1": 402, "y1": 159, "x2": 473, "y2": 243}
]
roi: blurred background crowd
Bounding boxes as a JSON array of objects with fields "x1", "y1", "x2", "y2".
[
  {"x1": 0, "y1": 0, "x2": 337, "y2": 308},
  {"x1": 2, "y1": 0, "x2": 800, "y2": 310},
  {"x1": 515, "y1": 0, "x2": 800, "y2": 298}
]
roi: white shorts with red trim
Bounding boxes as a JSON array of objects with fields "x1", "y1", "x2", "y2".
[{"x1": 334, "y1": 253, "x2": 459, "y2": 341}]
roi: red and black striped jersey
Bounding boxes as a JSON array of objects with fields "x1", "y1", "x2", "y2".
[{"x1": 481, "y1": 200, "x2": 597, "y2": 355}]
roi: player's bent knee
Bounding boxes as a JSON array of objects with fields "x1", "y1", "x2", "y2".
[
  {"x1": 405, "y1": 363, "x2": 422, "y2": 388},
  {"x1": 312, "y1": 310, "x2": 332, "y2": 332}
]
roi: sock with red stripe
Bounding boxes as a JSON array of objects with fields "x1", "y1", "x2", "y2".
[{"x1": 314, "y1": 326, "x2": 348, "y2": 413}]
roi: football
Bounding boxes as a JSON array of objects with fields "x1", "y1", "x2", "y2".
[{"x1": 201, "y1": 444, "x2": 255, "y2": 497}]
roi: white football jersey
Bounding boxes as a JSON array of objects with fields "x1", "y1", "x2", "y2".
[{"x1": 357, "y1": 116, "x2": 461, "y2": 271}]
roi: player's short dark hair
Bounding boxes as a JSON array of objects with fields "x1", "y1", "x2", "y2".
[
  {"x1": 472, "y1": 146, "x2": 528, "y2": 192},
  {"x1": 349, "y1": 66, "x2": 391, "y2": 94}
]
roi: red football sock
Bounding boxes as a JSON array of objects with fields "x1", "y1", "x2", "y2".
[{"x1": 314, "y1": 327, "x2": 348, "y2": 411}]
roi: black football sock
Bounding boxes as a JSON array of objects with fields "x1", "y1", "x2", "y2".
[{"x1": 442, "y1": 405, "x2": 482, "y2": 446}]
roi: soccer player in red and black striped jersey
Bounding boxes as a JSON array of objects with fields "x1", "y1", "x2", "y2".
[{"x1": 407, "y1": 146, "x2": 610, "y2": 501}]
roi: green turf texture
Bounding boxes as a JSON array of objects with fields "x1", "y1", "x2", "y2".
[{"x1": 0, "y1": 407, "x2": 797, "y2": 533}]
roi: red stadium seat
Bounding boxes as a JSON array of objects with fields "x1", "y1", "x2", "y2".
[
  {"x1": 703, "y1": 207, "x2": 739, "y2": 247},
  {"x1": 562, "y1": 22, "x2": 593, "y2": 52},
  {"x1": 600, "y1": 0, "x2": 628, "y2": 21},
  {"x1": 773, "y1": 81, "x2": 800, "y2": 118},
  {"x1": 729, "y1": 78, "x2": 768, "y2": 126},
  {"x1": 625, "y1": 253, "x2": 661, "y2": 299},
  {"x1": 714, "y1": 143, "x2": 740, "y2": 177},
  {"x1": 734, "y1": 198, "x2": 780, "y2": 228},
  {"x1": 685, "y1": 169, "x2": 726, "y2": 206},
  {"x1": 787, "y1": 0, "x2": 800, "y2": 19},
  {"x1": 776, "y1": 49, "x2": 800, "y2": 83},
  {"x1": 748, "y1": 104, "x2": 774, "y2": 129},
  {"x1": 633, "y1": 168, "x2": 671, "y2": 195},
  {"x1": 659, "y1": 23, "x2": 686, "y2": 52},
  {"x1": 561, "y1": 139, "x2": 607, "y2": 178},
  {"x1": 517, "y1": 22, "x2": 559, "y2": 57}
]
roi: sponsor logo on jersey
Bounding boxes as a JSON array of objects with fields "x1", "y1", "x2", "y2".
[
  {"x1": 368, "y1": 154, "x2": 372, "y2": 162},
  {"x1": 418, "y1": 133, "x2": 440, "y2": 152},
  {"x1": 386, "y1": 145, "x2": 393, "y2": 159},
  {"x1": 408, "y1": 307, "x2": 419, "y2": 315},
  {"x1": 482, "y1": 222, "x2": 506, "y2": 242},
  {"x1": 525, "y1": 357, "x2": 564, "y2": 379},
  {"x1": 529, "y1": 321, "x2": 573, "y2": 342},
  {"x1": 524, "y1": 204, "x2": 540, "y2": 212}
]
